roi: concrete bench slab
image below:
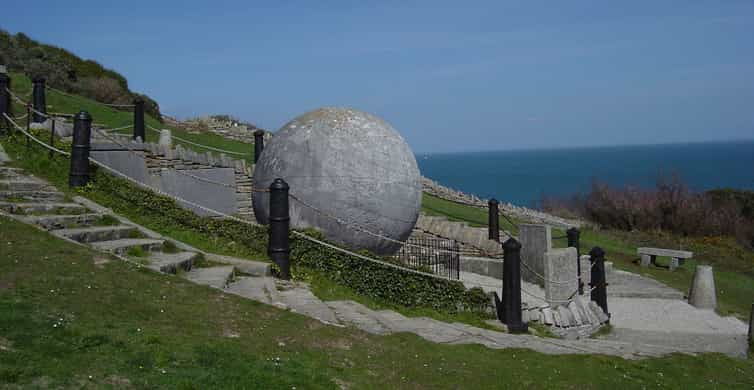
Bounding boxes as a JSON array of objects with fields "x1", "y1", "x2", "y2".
[{"x1": 638, "y1": 247, "x2": 693, "y2": 271}]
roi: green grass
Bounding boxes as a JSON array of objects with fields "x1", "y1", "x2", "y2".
[
  {"x1": 421, "y1": 192, "x2": 519, "y2": 234},
  {"x1": 2, "y1": 215, "x2": 753, "y2": 388},
  {"x1": 7, "y1": 72, "x2": 255, "y2": 163},
  {"x1": 423, "y1": 191, "x2": 754, "y2": 320},
  {"x1": 126, "y1": 246, "x2": 147, "y2": 258},
  {"x1": 0, "y1": 135, "x2": 266, "y2": 262},
  {"x1": 94, "y1": 214, "x2": 120, "y2": 226},
  {"x1": 302, "y1": 268, "x2": 498, "y2": 331}
]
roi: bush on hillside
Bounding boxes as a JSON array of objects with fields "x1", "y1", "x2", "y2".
[
  {"x1": 0, "y1": 29, "x2": 162, "y2": 120},
  {"x1": 541, "y1": 175, "x2": 754, "y2": 248}
]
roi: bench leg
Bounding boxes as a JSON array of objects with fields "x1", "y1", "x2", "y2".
[
  {"x1": 640, "y1": 254, "x2": 652, "y2": 267},
  {"x1": 670, "y1": 257, "x2": 680, "y2": 271}
]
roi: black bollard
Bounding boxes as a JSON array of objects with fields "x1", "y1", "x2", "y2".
[
  {"x1": 567, "y1": 227, "x2": 583, "y2": 294},
  {"x1": 32, "y1": 77, "x2": 46, "y2": 123},
  {"x1": 253, "y1": 129, "x2": 265, "y2": 164},
  {"x1": 488, "y1": 198, "x2": 500, "y2": 241},
  {"x1": 69, "y1": 111, "x2": 92, "y2": 188},
  {"x1": 268, "y1": 178, "x2": 291, "y2": 280},
  {"x1": 589, "y1": 246, "x2": 610, "y2": 323},
  {"x1": 749, "y1": 303, "x2": 754, "y2": 346},
  {"x1": 49, "y1": 119, "x2": 56, "y2": 159},
  {"x1": 0, "y1": 73, "x2": 9, "y2": 134},
  {"x1": 502, "y1": 237, "x2": 528, "y2": 333},
  {"x1": 133, "y1": 97, "x2": 145, "y2": 142}
]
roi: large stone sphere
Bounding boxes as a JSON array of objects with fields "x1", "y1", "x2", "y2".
[{"x1": 252, "y1": 107, "x2": 421, "y2": 255}]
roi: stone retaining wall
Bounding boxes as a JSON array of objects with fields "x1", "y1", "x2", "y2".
[{"x1": 421, "y1": 177, "x2": 582, "y2": 229}]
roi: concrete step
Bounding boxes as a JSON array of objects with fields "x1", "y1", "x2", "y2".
[
  {"x1": 0, "y1": 167, "x2": 24, "y2": 178},
  {"x1": 275, "y1": 281, "x2": 340, "y2": 325},
  {"x1": 91, "y1": 238, "x2": 164, "y2": 255},
  {"x1": 0, "y1": 201, "x2": 87, "y2": 215},
  {"x1": 185, "y1": 266, "x2": 235, "y2": 289},
  {"x1": 225, "y1": 276, "x2": 286, "y2": 307},
  {"x1": 20, "y1": 213, "x2": 104, "y2": 230},
  {"x1": 53, "y1": 225, "x2": 138, "y2": 244},
  {"x1": 325, "y1": 300, "x2": 393, "y2": 335},
  {"x1": 147, "y1": 251, "x2": 198, "y2": 274},
  {"x1": 0, "y1": 190, "x2": 65, "y2": 202},
  {"x1": 0, "y1": 179, "x2": 53, "y2": 192}
]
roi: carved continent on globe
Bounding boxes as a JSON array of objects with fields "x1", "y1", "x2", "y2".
[{"x1": 252, "y1": 107, "x2": 421, "y2": 255}]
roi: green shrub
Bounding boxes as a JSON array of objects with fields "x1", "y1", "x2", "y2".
[{"x1": 83, "y1": 169, "x2": 492, "y2": 315}]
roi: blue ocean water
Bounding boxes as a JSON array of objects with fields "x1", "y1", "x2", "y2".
[{"x1": 417, "y1": 141, "x2": 754, "y2": 208}]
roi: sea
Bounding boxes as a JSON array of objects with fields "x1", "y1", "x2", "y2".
[{"x1": 416, "y1": 140, "x2": 754, "y2": 208}]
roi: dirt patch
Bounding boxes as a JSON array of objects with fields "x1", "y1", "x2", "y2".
[
  {"x1": 103, "y1": 375, "x2": 133, "y2": 388},
  {"x1": 0, "y1": 279, "x2": 15, "y2": 290},
  {"x1": 93, "y1": 256, "x2": 110, "y2": 268}
]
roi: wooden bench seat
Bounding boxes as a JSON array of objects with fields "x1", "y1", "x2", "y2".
[{"x1": 637, "y1": 247, "x2": 693, "y2": 271}]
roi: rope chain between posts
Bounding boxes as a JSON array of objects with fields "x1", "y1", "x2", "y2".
[
  {"x1": 288, "y1": 192, "x2": 464, "y2": 256},
  {"x1": 3, "y1": 113, "x2": 70, "y2": 156},
  {"x1": 146, "y1": 124, "x2": 250, "y2": 157},
  {"x1": 91, "y1": 128, "x2": 237, "y2": 189},
  {"x1": 46, "y1": 85, "x2": 135, "y2": 108},
  {"x1": 2, "y1": 113, "x2": 455, "y2": 280}
]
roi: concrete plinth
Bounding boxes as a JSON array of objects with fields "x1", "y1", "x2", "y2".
[
  {"x1": 688, "y1": 265, "x2": 717, "y2": 310},
  {"x1": 544, "y1": 247, "x2": 578, "y2": 307},
  {"x1": 640, "y1": 254, "x2": 652, "y2": 267},
  {"x1": 158, "y1": 129, "x2": 172, "y2": 148},
  {"x1": 519, "y1": 224, "x2": 551, "y2": 286}
]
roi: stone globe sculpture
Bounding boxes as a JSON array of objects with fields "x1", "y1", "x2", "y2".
[{"x1": 252, "y1": 107, "x2": 421, "y2": 255}]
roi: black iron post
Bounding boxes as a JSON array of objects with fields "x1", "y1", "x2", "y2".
[
  {"x1": 49, "y1": 119, "x2": 56, "y2": 159},
  {"x1": 69, "y1": 111, "x2": 92, "y2": 188},
  {"x1": 501, "y1": 237, "x2": 528, "y2": 333},
  {"x1": 567, "y1": 227, "x2": 583, "y2": 294},
  {"x1": 488, "y1": 198, "x2": 500, "y2": 241},
  {"x1": 253, "y1": 129, "x2": 265, "y2": 164},
  {"x1": 32, "y1": 77, "x2": 46, "y2": 123},
  {"x1": 748, "y1": 303, "x2": 753, "y2": 348},
  {"x1": 133, "y1": 97, "x2": 145, "y2": 142},
  {"x1": 589, "y1": 246, "x2": 609, "y2": 323},
  {"x1": 268, "y1": 178, "x2": 291, "y2": 280},
  {"x1": 25, "y1": 104, "x2": 30, "y2": 147},
  {"x1": 0, "y1": 73, "x2": 9, "y2": 134}
]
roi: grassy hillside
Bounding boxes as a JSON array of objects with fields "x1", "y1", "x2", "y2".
[
  {"x1": 6, "y1": 73, "x2": 255, "y2": 163},
  {"x1": 2, "y1": 215, "x2": 753, "y2": 388}
]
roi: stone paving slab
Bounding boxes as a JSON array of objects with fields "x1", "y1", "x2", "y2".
[
  {"x1": 326, "y1": 300, "x2": 392, "y2": 335},
  {"x1": 147, "y1": 251, "x2": 197, "y2": 274},
  {"x1": 275, "y1": 281, "x2": 340, "y2": 325},
  {"x1": 185, "y1": 266, "x2": 235, "y2": 289}
]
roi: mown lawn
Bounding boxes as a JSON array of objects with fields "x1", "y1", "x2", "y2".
[
  {"x1": 2, "y1": 215, "x2": 753, "y2": 388},
  {"x1": 422, "y1": 192, "x2": 519, "y2": 234},
  {"x1": 6, "y1": 73, "x2": 255, "y2": 163}
]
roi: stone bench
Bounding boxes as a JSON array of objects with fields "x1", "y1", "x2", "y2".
[{"x1": 638, "y1": 247, "x2": 693, "y2": 271}]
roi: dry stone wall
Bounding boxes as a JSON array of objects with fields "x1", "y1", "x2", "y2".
[{"x1": 421, "y1": 177, "x2": 582, "y2": 229}]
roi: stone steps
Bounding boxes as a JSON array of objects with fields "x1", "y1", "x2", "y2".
[
  {"x1": 20, "y1": 213, "x2": 104, "y2": 230},
  {"x1": 146, "y1": 251, "x2": 198, "y2": 274},
  {"x1": 185, "y1": 266, "x2": 235, "y2": 289},
  {"x1": 225, "y1": 276, "x2": 287, "y2": 308},
  {"x1": 522, "y1": 296, "x2": 609, "y2": 338},
  {"x1": 0, "y1": 190, "x2": 66, "y2": 202},
  {"x1": 0, "y1": 179, "x2": 53, "y2": 192},
  {"x1": 53, "y1": 225, "x2": 138, "y2": 244},
  {"x1": 275, "y1": 281, "x2": 340, "y2": 325},
  {"x1": 91, "y1": 238, "x2": 164, "y2": 255},
  {"x1": 0, "y1": 201, "x2": 87, "y2": 215}
]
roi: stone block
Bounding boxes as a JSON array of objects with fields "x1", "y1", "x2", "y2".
[
  {"x1": 544, "y1": 247, "x2": 578, "y2": 307},
  {"x1": 519, "y1": 224, "x2": 551, "y2": 286},
  {"x1": 688, "y1": 265, "x2": 717, "y2": 310},
  {"x1": 640, "y1": 254, "x2": 652, "y2": 267},
  {"x1": 158, "y1": 129, "x2": 172, "y2": 148}
]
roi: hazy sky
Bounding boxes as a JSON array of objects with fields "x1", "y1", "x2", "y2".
[{"x1": 3, "y1": 1, "x2": 753, "y2": 153}]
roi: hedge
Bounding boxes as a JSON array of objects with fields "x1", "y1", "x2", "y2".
[{"x1": 85, "y1": 168, "x2": 492, "y2": 314}]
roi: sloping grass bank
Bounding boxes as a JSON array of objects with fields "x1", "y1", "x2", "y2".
[{"x1": 2, "y1": 215, "x2": 753, "y2": 388}]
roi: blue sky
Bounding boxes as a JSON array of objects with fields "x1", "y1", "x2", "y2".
[{"x1": 3, "y1": 1, "x2": 753, "y2": 153}]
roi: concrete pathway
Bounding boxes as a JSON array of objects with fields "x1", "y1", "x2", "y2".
[{"x1": 1, "y1": 150, "x2": 748, "y2": 359}]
